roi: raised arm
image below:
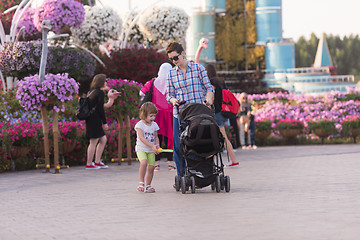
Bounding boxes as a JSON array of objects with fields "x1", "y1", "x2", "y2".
[{"x1": 194, "y1": 38, "x2": 209, "y2": 63}]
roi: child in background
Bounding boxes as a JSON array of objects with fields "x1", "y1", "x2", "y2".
[
  {"x1": 135, "y1": 102, "x2": 160, "y2": 193},
  {"x1": 248, "y1": 114, "x2": 257, "y2": 149}
]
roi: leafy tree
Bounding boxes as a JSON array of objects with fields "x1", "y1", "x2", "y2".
[
  {"x1": 216, "y1": 0, "x2": 264, "y2": 71},
  {"x1": 295, "y1": 33, "x2": 360, "y2": 81}
]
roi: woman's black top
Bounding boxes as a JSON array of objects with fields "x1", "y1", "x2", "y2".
[
  {"x1": 85, "y1": 88, "x2": 106, "y2": 139},
  {"x1": 212, "y1": 81, "x2": 223, "y2": 114}
]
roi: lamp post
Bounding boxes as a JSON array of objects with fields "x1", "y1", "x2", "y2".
[{"x1": 39, "y1": 20, "x2": 51, "y2": 83}]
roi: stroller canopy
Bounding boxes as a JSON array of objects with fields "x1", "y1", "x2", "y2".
[{"x1": 179, "y1": 103, "x2": 215, "y2": 121}]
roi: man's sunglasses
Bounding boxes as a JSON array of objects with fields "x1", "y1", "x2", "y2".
[{"x1": 169, "y1": 54, "x2": 181, "y2": 62}]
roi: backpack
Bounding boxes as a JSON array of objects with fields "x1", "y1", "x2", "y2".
[
  {"x1": 139, "y1": 79, "x2": 155, "y2": 108},
  {"x1": 221, "y1": 89, "x2": 240, "y2": 119},
  {"x1": 75, "y1": 90, "x2": 96, "y2": 120}
]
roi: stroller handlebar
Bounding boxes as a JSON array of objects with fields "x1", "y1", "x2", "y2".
[{"x1": 175, "y1": 100, "x2": 187, "y2": 113}]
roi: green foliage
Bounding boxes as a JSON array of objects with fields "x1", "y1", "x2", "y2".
[
  {"x1": 96, "y1": 48, "x2": 168, "y2": 85},
  {"x1": 215, "y1": 0, "x2": 264, "y2": 70},
  {"x1": 275, "y1": 119, "x2": 303, "y2": 130},
  {"x1": 106, "y1": 78, "x2": 142, "y2": 119},
  {"x1": 255, "y1": 119, "x2": 272, "y2": 132},
  {"x1": 341, "y1": 116, "x2": 360, "y2": 136},
  {"x1": 295, "y1": 33, "x2": 360, "y2": 81},
  {"x1": 308, "y1": 119, "x2": 336, "y2": 134}
]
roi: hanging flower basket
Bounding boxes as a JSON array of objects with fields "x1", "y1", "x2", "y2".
[
  {"x1": 31, "y1": 140, "x2": 53, "y2": 157},
  {"x1": 61, "y1": 140, "x2": 76, "y2": 154},
  {"x1": 256, "y1": 130, "x2": 271, "y2": 140},
  {"x1": 350, "y1": 128, "x2": 359, "y2": 138},
  {"x1": 313, "y1": 129, "x2": 330, "y2": 138},
  {"x1": 139, "y1": 6, "x2": 189, "y2": 44},
  {"x1": 72, "y1": 6, "x2": 122, "y2": 48},
  {"x1": 11, "y1": 146, "x2": 31, "y2": 159},
  {"x1": 42, "y1": 97, "x2": 58, "y2": 107},
  {"x1": 16, "y1": 73, "x2": 79, "y2": 112},
  {"x1": 279, "y1": 129, "x2": 302, "y2": 138},
  {"x1": 33, "y1": 0, "x2": 85, "y2": 34}
]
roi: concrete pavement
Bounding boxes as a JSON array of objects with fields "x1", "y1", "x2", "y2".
[{"x1": 1, "y1": 144, "x2": 360, "y2": 240}]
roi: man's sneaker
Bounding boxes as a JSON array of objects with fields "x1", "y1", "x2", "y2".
[
  {"x1": 225, "y1": 162, "x2": 239, "y2": 168},
  {"x1": 95, "y1": 161, "x2": 109, "y2": 169},
  {"x1": 85, "y1": 162, "x2": 100, "y2": 170},
  {"x1": 252, "y1": 145, "x2": 258, "y2": 149}
]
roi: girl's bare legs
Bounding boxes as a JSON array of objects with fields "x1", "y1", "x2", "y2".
[
  {"x1": 139, "y1": 160, "x2": 147, "y2": 183},
  {"x1": 87, "y1": 138, "x2": 100, "y2": 165},
  {"x1": 94, "y1": 135, "x2": 107, "y2": 164},
  {"x1": 145, "y1": 165, "x2": 155, "y2": 186},
  {"x1": 219, "y1": 127, "x2": 238, "y2": 164}
]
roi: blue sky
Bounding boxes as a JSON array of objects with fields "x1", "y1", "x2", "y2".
[{"x1": 103, "y1": 0, "x2": 360, "y2": 41}]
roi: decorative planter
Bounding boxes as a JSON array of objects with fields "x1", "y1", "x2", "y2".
[
  {"x1": 61, "y1": 140, "x2": 76, "y2": 154},
  {"x1": 256, "y1": 130, "x2": 271, "y2": 140},
  {"x1": 42, "y1": 97, "x2": 57, "y2": 107},
  {"x1": 350, "y1": 128, "x2": 358, "y2": 138},
  {"x1": 11, "y1": 146, "x2": 31, "y2": 159},
  {"x1": 279, "y1": 129, "x2": 302, "y2": 138},
  {"x1": 31, "y1": 140, "x2": 53, "y2": 157},
  {"x1": 314, "y1": 129, "x2": 330, "y2": 138}
]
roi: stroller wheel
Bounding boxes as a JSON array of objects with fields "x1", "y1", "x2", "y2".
[
  {"x1": 190, "y1": 176, "x2": 196, "y2": 194},
  {"x1": 220, "y1": 175, "x2": 225, "y2": 191},
  {"x1": 215, "y1": 175, "x2": 221, "y2": 193},
  {"x1": 181, "y1": 176, "x2": 187, "y2": 194},
  {"x1": 225, "y1": 175, "x2": 230, "y2": 192},
  {"x1": 175, "y1": 175, "x2": 180, "y2": 192}
]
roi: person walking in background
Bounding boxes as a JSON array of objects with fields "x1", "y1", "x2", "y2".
[
  {"x1": 238, "y1": 92, "x2": 252, "y2": 149},
  {"x1": 134, "y1": 102, "x2": 160, "y2": 193},
  {"x1": 248, "y1": 114, "x2": 257, "y2": 149},
  {"x1": 166, "y1": 41, "x2": 214, "y2": 177},
  {"x1": 204, "y1": 64, "x2": 240, "y2": 148},
  {"x1": 195, "y1": 40, "x2": 240, "y2": 148},
  {"x1": 208, "y1": 74, "x2": 239, "y2": 168},
  {"x1": 85, "y1": 74, "x2": 119, "y2": 169},
  {"x1": 140, "y1": 63, "x2": 175, "y2": 171}
]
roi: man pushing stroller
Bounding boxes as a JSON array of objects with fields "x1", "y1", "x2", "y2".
[{"x1": 166, "y1": 41, "x2": 214, "y2": 178}]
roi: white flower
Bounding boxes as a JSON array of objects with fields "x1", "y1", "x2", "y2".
[
  {"x1": 121, "y1": 10, "x2": 147, "y2": 45},
  {"x1": 139, "y1": 6, "x2": 189, "y2": 44},
  {"x1": 71, "y1": 6, "x2": 122, "y2": 48}
]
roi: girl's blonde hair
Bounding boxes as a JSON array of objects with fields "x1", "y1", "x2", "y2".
[{"x1": 139, "y1": 102, "x2": 158, "y2": 120}]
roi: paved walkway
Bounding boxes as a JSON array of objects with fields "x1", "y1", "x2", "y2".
[{"x1": 1, "y1": 144, "x2": 360, "y2": 240}]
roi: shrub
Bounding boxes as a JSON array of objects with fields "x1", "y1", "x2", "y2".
[
  {"x1": 255, "y1": 118, "x2": 272, "y2": 132},
  {"x1": 276, "y1": 119, "x2": 304, "y2": 130},
  {"x1": 106, "y1": 78, "x2": 142, "y2": 119},
  {"x1": 308, "y1": 119, "x2": 336, "y2": 134},
  {"x1": 97, "y1": 48, "x2": 168, "y2": 84},
  {"x1": 341, "y1": 116, "x2": 360, "y2": 136}
]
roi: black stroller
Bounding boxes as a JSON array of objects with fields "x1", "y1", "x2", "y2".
[{"x1": 174, "y1": 102, "x2": 231, "y2": 194}]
